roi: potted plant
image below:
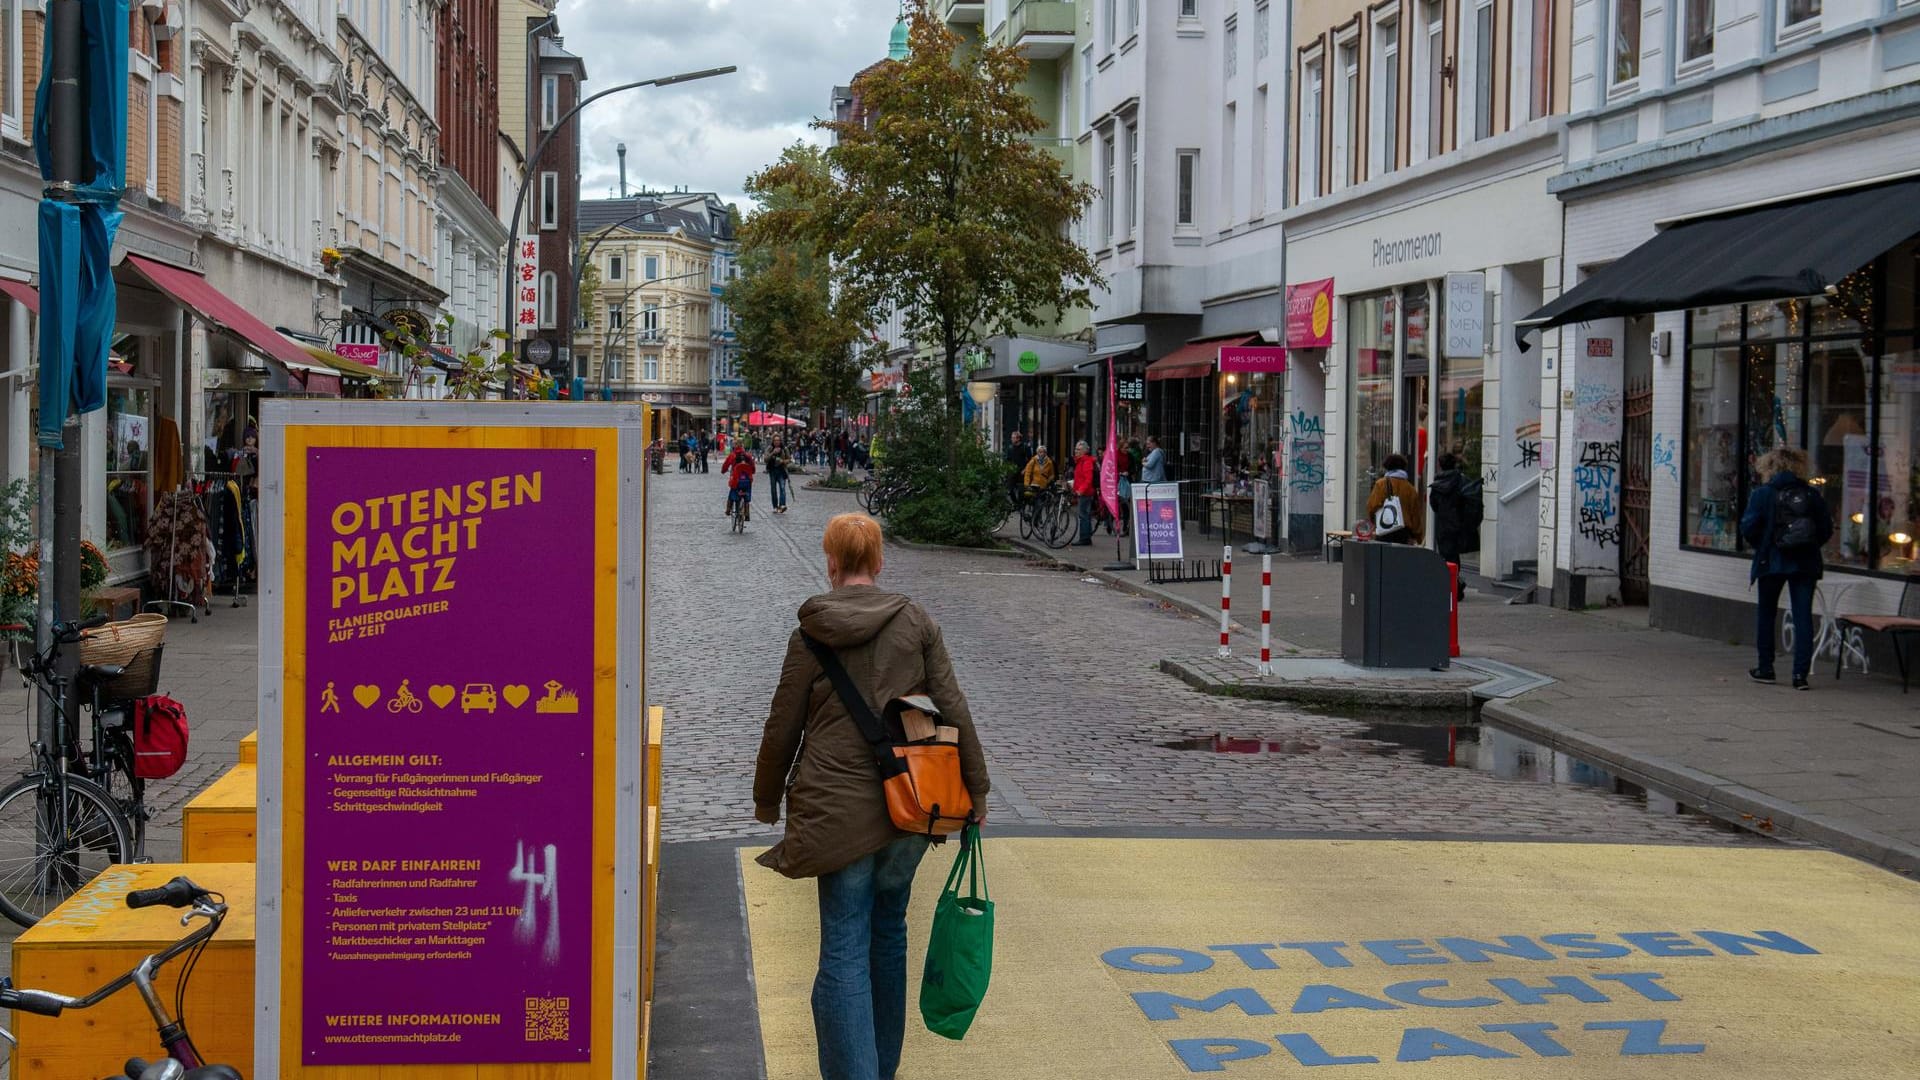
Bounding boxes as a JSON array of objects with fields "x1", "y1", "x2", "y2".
[{"x1": 320, "y1": 246, "x2": 345, "y2": 274}]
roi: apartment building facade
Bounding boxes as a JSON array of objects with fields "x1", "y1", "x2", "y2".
[
  {"x1": 1281, "y1": 0, "x2": 1573, "y2": 566},
  {"x1": 433, "y1": 0, "x2": 506, "y2": 356},
  {"x1": 1516, "y1": 0, "x2": 1920, "y2": 635}
]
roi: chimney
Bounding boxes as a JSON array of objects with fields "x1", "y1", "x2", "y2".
[{"x1": 617, "y1": 143, "x2": 628, "y2": 198}]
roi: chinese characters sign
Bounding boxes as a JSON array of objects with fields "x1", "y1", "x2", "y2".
[{"x1": 515, "y1": 239, "x2": 539, "y2": 329}]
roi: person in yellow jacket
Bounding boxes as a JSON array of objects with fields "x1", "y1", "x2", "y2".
[{"x1": 1022, "y1": 444, "x2": 1056, "y2": 491}]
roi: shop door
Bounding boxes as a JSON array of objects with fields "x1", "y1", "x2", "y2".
[{"x1": 1621, "y1": 377, "x2": 1653, "y2": 604}]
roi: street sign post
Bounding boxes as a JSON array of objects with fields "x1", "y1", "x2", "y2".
[{"x1": 256, "y1": 402, "x2": 651, "y2": 1077}]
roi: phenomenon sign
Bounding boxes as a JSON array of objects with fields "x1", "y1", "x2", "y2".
[{"x1": 259, "y1": 404, "x2": 649, "y2": 1076}]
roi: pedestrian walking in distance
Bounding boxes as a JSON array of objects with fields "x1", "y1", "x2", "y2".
[
  {"x1": 1428, "y1": 452, "x2": 1481, "y2": 599},
  {"x1": 1071, "y1": 439, "x2": 1097, "y2": 546},
  {"x1": 1741, "y1": 446, "x2": 1833, "y2": 690},
  {"x1": 1365, "y1": 453, "x2": 1425, "y2": 545},
  {"x1": 754, "y1": 513, "x2": 991, "y2": 1080},
  {"x1": 768, "y1": 439, "x2": 793, "y2": 514}
]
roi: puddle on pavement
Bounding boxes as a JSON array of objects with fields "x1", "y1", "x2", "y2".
[{"x1": 1159, "y1": 717, "x2": 1763, "y2": 838}]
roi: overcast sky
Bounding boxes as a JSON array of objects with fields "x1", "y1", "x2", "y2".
[{"x1": 556, "y1": 0, "x2": 902, "y2": 209}]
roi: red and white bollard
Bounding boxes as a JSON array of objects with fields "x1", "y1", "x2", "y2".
[
  {"x1": 1258, "y1": 555, "x2": 1273, "y2": 676},
  {"x1": 1218, "y1": 546, "x2": 1233, "y2": 658}
]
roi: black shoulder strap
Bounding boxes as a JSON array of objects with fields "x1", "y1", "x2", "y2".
[{"x1": 799, "y1": 632, "x2": 890, "y2": 749}]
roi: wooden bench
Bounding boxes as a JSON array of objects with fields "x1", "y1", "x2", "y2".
[
  {"x1": 1836, "y1": 576, "x2": 1920, "y2": 692},
  {"x1": 238, "y1": 729, "x2": 257, "y2": 764},
  {"x1": 10, "y1": 862, "x2": 255, "y2": 1079},
  {"x1": 91, "y1": 585, "x2": 142, "y2": 622},
  {"x1": 182, "y1": 764, "x2": 256, "y2": 862},
  {"x1": 1324, "y1": 529, "x2": 1356, "y2": 563}
]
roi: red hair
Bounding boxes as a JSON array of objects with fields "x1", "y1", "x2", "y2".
[{"x1": 823, "y1": 513, "x2": 884, "y2": 577}]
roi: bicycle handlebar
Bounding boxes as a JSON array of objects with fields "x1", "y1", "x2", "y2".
[
  {"x1": 127, "y1": 876, "x2": 206, "y2": 910},
  {"x1": 0, "y1": 984, "x2": 71, "y2": 1017},
  {"x1": 52, "y1": 614, "x2": 110, "y2": 643}
]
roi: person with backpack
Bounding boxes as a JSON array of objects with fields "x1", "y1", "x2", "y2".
[
  {"x1": 753, "y1": 513, "x2": 990, "y2": 1080},
  {"x1": 1428, "y1": 452, "x2": 1483, "y2": 598},
  {"x1": 1740, "y1": 446, "x2": 1833, "y2": 690},
  {"x1": 1365, "y1": 453, "x2": 1425, "y2": 545}
]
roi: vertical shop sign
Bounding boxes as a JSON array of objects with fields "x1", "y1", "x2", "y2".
[
  {"x1": 257, "y1": 403, "x2": 648, "y2": 1077},
  {"x1": 1444, "y1": 272, "x2": 1486, "y2": 358},
  {"x1": 515, "y1": 239, "x2": 540, "y2": 330}
]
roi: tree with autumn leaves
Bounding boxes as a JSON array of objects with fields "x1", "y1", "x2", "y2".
[{"x1": 746, "y1": 1, "x2": 1100, "y2": 410}]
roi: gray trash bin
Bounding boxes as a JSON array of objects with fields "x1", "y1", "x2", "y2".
[{"x1": 1340, "y1": 541, "x2": 1452, "y2": 669}]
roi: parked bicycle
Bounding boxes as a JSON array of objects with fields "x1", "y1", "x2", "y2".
[
  {"x1": 0, "y1": 875, "x2": 243, "y2": 1079},
  {"x1": 0, "y1": 615, "x2": 165, "y2": 927}
]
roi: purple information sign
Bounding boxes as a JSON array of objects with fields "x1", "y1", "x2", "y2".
[
  {"x1": 1133, "y1": 483, "x2": 1185, "y2": 562},
  {"x1": 302, "y1": 447, "x2": 595, "y2": 1065}
]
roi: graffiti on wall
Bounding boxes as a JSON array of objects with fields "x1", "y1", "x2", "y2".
[
  {"x1": 1575, "y1": 441, "x2": 1623, "y2": 551},
  {"x1": 1652, "y1": 433, "x2": 1679, "y2": 483},
  {"x1": 1288, "y1": 411, "x2": 1325, "y2": 496}
]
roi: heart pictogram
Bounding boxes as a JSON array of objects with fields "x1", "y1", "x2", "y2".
[
  {"x1": 352, "y1": 684, "x2": 381, "y2": 709},
  {"x1": 502, "y1": 685, "x2": 531, "y2": 709},
  {"x1": 429, "y1": 684, "x2": 456, "y2": 709}
]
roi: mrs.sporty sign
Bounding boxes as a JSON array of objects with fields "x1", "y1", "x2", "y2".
[{"x1": 255, "y1": 403, "x2": 651, "y2": 1079}]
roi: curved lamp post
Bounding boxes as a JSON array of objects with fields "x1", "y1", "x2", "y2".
[{"x1": 501, "y1": 65, "x2": 737, "y2": 355}]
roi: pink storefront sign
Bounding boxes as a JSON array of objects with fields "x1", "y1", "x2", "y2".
[
  {"x1": 1218, "y1": 345, "x2": 1288, "y2": 374},
  {"x1": 1286, "y1": 278, "x2": 1336, "y2": 348}
]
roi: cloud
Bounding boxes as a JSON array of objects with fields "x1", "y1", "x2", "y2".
[{"x1": 555, "y1": 0, "x2": 902, "y2": 207}]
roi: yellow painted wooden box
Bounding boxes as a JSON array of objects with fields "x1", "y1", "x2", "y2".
[
  {"x1": 238, "y1": 729, "x2": 257, "y2": 764},
  {"x1": 182, "y1": 763, "x2": 256, "y2": 863},
  {"x1": 646, "y1": 706, "x2": 663, "y2": 811},
  {"x1": 10, "y1": 863, "x2": 255, "y2": 1079}
]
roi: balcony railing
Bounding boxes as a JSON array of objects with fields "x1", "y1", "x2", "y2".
[
  {"x1": 943, "y1": 1, "x2": 985, "y2": 24},
  {"x1": 1008, "y1": 0, "x2": 1074, "y2": 56}
]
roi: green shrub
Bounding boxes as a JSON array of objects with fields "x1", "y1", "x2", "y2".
[{"x1": 877, "y1": 369, "x2": 1009, "y2": 548}]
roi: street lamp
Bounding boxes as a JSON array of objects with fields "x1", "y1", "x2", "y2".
[
  {"x1": 572, "y1": 193, "x2": 709, "y2": 319},
  {"x1": 501, "y1": 65, "x2": 737, "y2": 364}
]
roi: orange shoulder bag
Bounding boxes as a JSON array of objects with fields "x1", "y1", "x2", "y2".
[{"x1": 801, "y1": 633, "x2": 974, "y2": 836}]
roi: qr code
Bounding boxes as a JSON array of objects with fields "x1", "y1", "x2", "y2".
[{"x1": 525, "y1": 996, "x2": 570, "y2": 1042}]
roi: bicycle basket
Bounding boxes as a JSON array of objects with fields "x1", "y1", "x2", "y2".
[
  {"x1": 79, "y1": 644, "x2": 164, "y2": 707},
  {"x1": 78, "y1": 612, "x2": 167, "y2": 669}
]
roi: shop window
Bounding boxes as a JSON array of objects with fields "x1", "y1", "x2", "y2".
[
  {"x1": 1349, "y1": 292, "x2": 1395, "y2": 517},
  {"x1": 106, "y1": 385, "x2": 154, "y2": 554},
  {"x1": 1681, "y1": 248, "x2": 1916, "y2": 573}
]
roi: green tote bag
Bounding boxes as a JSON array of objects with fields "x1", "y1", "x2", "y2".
[{"x1": 920, "y1": 824, "x2": 994, "y2": 1040}]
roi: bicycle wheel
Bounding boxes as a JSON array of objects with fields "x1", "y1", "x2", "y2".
[
  {"x1": 1018, "y1": 496, "x2": 1039, "y2": 540},
  {"x1": 0, "y1": 771, "x2": 133, "y2": 927},
  {"x1": 95, "y1": 722, "x2": 147, "y2": 859},
  {"x1": 1046, "y1": 493, "x2": 1078, "y2": 549},
  {"x1": 857, "y1": 477, "x2": 877, "y2": 512}
]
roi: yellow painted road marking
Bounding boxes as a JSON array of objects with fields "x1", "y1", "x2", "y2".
[{"x1": 742, "y1": 839, "x2": 1920, "y2": 1078}]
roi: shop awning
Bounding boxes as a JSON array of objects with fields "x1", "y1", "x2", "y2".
[
  {"x1": 124, "y1": 254, "x2": 318, "y2": 374},
  {"x1": 0, "y1": 278, "x2": 39, "y2": 313},
  {"x1": 1146, "y1": 335, "x2": 1257, "y2": 381},
  {"x1": 1515, "y1": 178, "x2": 1920, "y2": 350}
]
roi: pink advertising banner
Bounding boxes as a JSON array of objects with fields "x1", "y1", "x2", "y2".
[
  {"x1": 301, "y1": 446, "x2": 597, "y2": 1065},
  {"x1": 1218, "y1": 345, "x2": 1288, "y2": 374},
  {"x1": 1287, "y1": 278, "x2": 1336, "y2": 349}
]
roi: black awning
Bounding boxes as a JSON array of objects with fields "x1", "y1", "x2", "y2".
[{"x1": 1515, "y1": 178, "x2": 1920, "y2": 351}]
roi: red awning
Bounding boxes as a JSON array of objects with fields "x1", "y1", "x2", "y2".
[
  {"x1": 123, "y1": 254, "x2": 315, "y2": 371},
  {"x1": 1145, "y1": 335, "x2": 1258, "y2": 381},
  {"x1": 0, "y1": 278, "x2": 38, "y2": 314}
]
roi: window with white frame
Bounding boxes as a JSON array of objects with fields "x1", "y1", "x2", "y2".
[
  {"x1": 1256, "y1": 2, "x2": 1270, "y2": 58},
  {"x1": 642, "y1": 354, "x2": 659, "y2": 381},
  {"x1": 2, "y1": 0, "x2": 22, "y2": 135},
  {"x1": 1104, "y1": 0, "x2": 1117, "y2": 51},
  {"x1": 607, "y1": 356, "x2": 623, "y2": 382},
  {"x1": 1081, "y1": 46, "x2": 1093, "y2": 127},
  {"x1": 1252, "y1": 85, "x2": 1268, "y2": 218},
  {"x1": 538, "y1": 271, "x2": 557, "y2": 328},
  {"x1": 644, "y1": 254, "x2": 659, "y2": 279},
  {"x1": 1613, "y1": 0, "x2": 1642, "y2": 86},
  {"x1": 1176, "y1": 149, "x2": 1198, "y2": 226},
  {"x1": 541, "y1": 75, "x2": 560, "y2": 129},
  {"x1": 1101, "y1": 131, "x2": 1116, "y2": 241},
  {"x1": 1181, "y1": 0, "x2": 1197, "y2": 16},
  {"x1": 1371, "y1": 16, "x2": 1399, "y2": 178},
  {"x1": 1680, "y1": 0, "x2": 1713, "y2": 63},
  {"x1": 1333, "y1": 38, "x2": 1357, "y2": 190},
  {"x1": 1300, "y1": 56, "x2": 1323, "y2": 200},
  {"x1": 1128, "y1": 0, "x2": 1140, "y2": 35},
  {"x1": 608, "y1": 253, "x2": 624, "y2": 281},
  {"x1": 1782, "y1": 0, "x2": 1819, "y2": 30},
  {"x1": 1473, "y1": 0, "x2": 1494, "y2": 137},
  {"x1": 1419, "y1": 0, "x2": 1444, "y2": 159},
  {"x1": 1224, "y1": 15, "x2": 1238, "y2": 79},
  {"x1": 1221, "y1": 102, "x2": 1236, "y2": 213},
  {"x1": 608, "y1": 302, "x2": 624, "y2": 331},
  {"x1": 642, "y1": 303, "x2": 660, "y2": 336},
  {"x1": 539, "y1": 172, "x2": 558, "y2": 229},
  {"x1": 1125, "y1": 122, "x2": 1139, "y2": 236},
  {"x1": 1530, "y1": 0, "x2": 1553, "y2": 118}
]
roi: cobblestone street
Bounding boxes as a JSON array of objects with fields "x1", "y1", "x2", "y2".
[{"x1": 645, "y1": 467, "x2": 1759, "y2": 848}]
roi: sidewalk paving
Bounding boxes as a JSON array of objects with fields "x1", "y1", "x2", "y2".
[{"x1": 1007, "y1": 521, "x2": 1920, "y2": 874}]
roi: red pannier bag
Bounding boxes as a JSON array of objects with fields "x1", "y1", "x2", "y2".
[{"x1": 130, "y1": 695, "x2": 189, "y2": 779}]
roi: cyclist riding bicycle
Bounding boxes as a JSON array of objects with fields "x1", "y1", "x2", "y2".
[{"x1": 723, "y1": 445, "x2": 757, "y2": 522}]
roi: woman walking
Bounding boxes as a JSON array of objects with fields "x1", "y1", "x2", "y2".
[
  {"x1": 1365, "y1": 453, "x2": 1425, "y2": 544},
  {"x1": 754, "y1": 513, "x2": 991, "y2": 1080},
  {"x1": 1740, "y1": 446, "x2": 1832, "y2": 690}
]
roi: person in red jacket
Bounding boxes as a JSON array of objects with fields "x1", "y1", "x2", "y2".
[
  {"x1": 1071, "y1": 440, "x2": 1097, "y2": 546},
  {"x1": 723, "y1": 446, "x2": 756, "y2": 521}
]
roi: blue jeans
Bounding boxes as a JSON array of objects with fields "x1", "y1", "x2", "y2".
[
  {"x1": 1077, "y1": 493, "x2": 1095, "y2": 544},
  {"x1": 1755, "y1": 573, "x2": 1816, "y2": 679},
  {"x1": 772, "y1": 473, "x2": 790, "y2": 509},
  {"x1": 813, "y1": 835, "x2": 930, "y2": 1080}
]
